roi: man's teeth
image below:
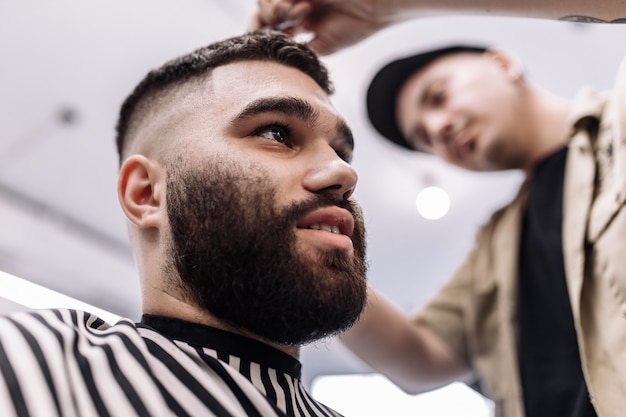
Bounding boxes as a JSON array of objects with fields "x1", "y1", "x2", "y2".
[{"x1": 308, "y1": 224, "x2": 342, "y2": 234}]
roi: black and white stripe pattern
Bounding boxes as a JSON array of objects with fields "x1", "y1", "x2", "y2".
[{"x1": 0, "y1": 309, "x2": 343, "y2": 417}]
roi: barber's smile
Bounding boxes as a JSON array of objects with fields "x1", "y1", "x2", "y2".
[
  {"x1": 453, "y1": 128, "x2": 477, "y2": 156},
  {"x1": 296, "y1": 206, "x2": 355, "y2": 251}
]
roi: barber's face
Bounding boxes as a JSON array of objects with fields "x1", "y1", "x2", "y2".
[
  {"x1": 164, "y1": 61, "x2": 367, "y2": 345},
  {"x1": 396, "y1": 52, "x2": 529, "y2": 171}
]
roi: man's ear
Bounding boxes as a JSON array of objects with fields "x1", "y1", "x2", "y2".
[
  {"x1": 483, "y1": 48, "x2": 524, "y2": 81},
  {"x1": 118, "y1": 155, "x2": 165, "y2": 228}
]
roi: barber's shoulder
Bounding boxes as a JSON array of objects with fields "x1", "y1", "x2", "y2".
[{"x1": 474, "y1": 185, "x2": 526, "y2": 240}]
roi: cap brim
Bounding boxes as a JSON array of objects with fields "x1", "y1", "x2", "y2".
[{"x1": 366, "y1": 45, "x2": 487, "y2": 151}]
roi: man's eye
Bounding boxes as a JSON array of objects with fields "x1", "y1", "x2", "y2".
[
  {"x1": 427, "y1": 90, "x2": 445, "y2": 107},
  {"x1": 423, "y1": 80, "x2": 447, "y2": 108},
  {"x1": 334, "y1": 144, "x2": 353, "y2": 163},
  {"x1": 256, "y1": 125, "x2": 289, "y2": 144}
]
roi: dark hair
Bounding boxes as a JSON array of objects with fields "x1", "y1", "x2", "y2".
[{"x1": 115, "y1": 30, "x2": 333, "y2": 163}]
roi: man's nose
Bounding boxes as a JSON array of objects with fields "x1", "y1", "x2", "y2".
[
  {"x1": 303, "y1": 145, "x2": 358, "y2": 200},
  {"x1": 424, "y1": 111, "x2": 454, "y2": 144}
]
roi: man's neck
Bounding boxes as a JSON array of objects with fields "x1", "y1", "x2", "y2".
[
  {"x1": 522, "y1": 89, "x2": 573, "y2": 174},
  {"x1": 143, "y1": 294, "x2": 301, "y2": 359}
]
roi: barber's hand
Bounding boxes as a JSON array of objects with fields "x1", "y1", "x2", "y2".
[{"x1": 250, "y1": 0, "x2": 386, "y2": 55}]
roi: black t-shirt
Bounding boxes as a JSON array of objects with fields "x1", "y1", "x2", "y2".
[{"x1": 517, "y1": 146, "x2": 597, "y2": 417}]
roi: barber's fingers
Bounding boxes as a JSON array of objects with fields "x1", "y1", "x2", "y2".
[{"x1": 254, "y1": 0, "x2": 313, "y2": 30}]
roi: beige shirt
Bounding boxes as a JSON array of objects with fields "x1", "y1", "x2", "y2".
[{"x1": 415, "y1": 58, "x2": 626, "y2": 417}]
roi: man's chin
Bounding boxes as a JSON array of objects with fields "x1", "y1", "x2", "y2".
[{"x1": 296, "y1": 242, "x2": 358, "y2": 270}]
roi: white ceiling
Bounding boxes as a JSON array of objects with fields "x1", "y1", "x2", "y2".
[{"x1": 2, "y1": 1, "x2": 626, "y2": 384}]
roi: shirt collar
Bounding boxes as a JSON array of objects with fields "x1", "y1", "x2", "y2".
[
  {"x1": 566, "y1": 86, "x2": 609, "y2": 137},
  {"x1": 139, "y1": 314, "x2": 302, "y2": 379}
]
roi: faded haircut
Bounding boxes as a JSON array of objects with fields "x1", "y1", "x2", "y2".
[{"x1": 115, "y1": 30, "x2": 334, "y2": 165}]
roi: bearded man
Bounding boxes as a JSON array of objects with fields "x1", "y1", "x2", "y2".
[{"x1": 0, "y1": 30, "x2": 368, "y2": 417}]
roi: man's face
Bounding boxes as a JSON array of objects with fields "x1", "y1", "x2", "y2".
[
  {"x1": 163, "y1": 61, "x2": 367, "y2": 346},
  {"x1": 395, "y1": 52, "x2": 529, "y2": 171}
]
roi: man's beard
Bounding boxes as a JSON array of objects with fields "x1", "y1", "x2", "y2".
[{"x1": 165, "y1": 158, "x2": 368, "y2": 346}]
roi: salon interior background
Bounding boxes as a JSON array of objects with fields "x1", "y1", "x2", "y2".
[{"x1": 1, "y1": 1, "x2": 625, "y2": 415}]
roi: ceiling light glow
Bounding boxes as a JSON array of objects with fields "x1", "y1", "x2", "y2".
[{"x1": 416, "y1": 186, "x2": 450, "y2": 220}]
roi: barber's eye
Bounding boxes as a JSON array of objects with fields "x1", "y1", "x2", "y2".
[
  {"x1": 423, "y1": 80, "x2": 447, "y2": 108},
  {"x1": 256, "y1": 124, "x2": 289, "y2": 144},
  {"x1": 429, "y1": 90, "x2": 445, "y2": 107}
]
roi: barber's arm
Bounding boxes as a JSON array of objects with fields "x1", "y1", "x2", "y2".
[
  {"x1": 339, "y1": 288, "x2": 472, "y2": 394},
  {"x1": 251, "y1": 0, "x2": 626, "y2": 55}
]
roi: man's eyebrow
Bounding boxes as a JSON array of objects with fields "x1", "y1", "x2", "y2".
[{"x1": 232, "y1": 96, "x2": 319, "y2": 124}]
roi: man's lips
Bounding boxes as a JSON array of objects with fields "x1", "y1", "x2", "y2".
[
  {"x1": 452, "y1": 126, "x2": 477, "y2": 156},
  {"x1": 296, "y1": 206, "x2": 355, "y2": 238},
  {"x1": 295, "y1": 205, "x2": 355, "y2": 252}
]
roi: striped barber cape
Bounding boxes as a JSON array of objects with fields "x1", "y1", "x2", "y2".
[{"x1": 0, "y1": 309, "x2": 343, "y2": 417}]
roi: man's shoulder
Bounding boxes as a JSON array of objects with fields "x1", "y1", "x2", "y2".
[
  {"x1": 569, "y1": 57, "x2": 626, "y2": 128},
  {"x1": 0, "y1": 308, "x2": 141, "y2": 344}
]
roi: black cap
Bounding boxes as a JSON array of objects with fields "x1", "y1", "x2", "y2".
[{"x1": 366, "y1": 45, "x2": 487, "y2": 151}]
